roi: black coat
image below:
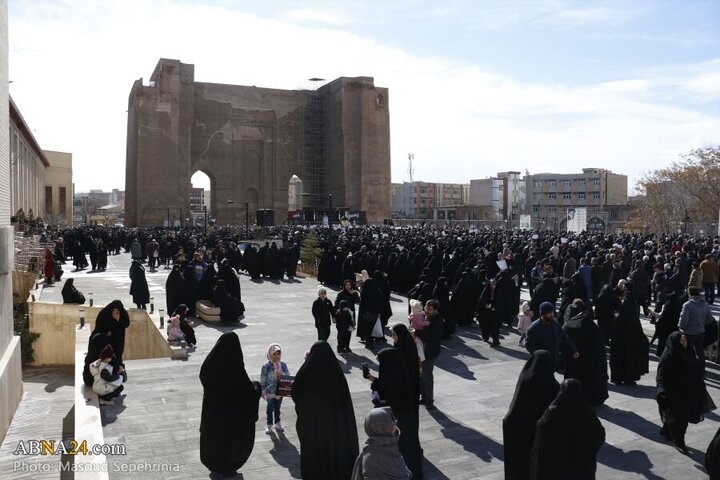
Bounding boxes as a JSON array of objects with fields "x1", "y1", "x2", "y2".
[
  {"x1": 655, "y1": 293, "x2": 682, "y2": 357},
  {"x1": 291, "y1": 341, "x2": 358, "y2": 480},
  {"x1": 530, "y1": 278, "x2": 559, "y2": 321},
  {"x1": 129, "y1": 261, "x2": 150, "y2": 305},
  {"x1": 165, "y1": 267, "x2": 184, "y2": 315},
  {"x1": 91, "y1": 300, "x2": 130, "y2": 363},
  {"x1": 529, "y1": 379, "x2": 605, "y2": 480},
  {"x1": 391, "y1": 324, "x2": 421, "y2": 404},
  {"x1": 83, "y1": 332, "x2": 110, "y2": 386},
  {"x1": 503, "y1": 350, "x2": 560, "y2": 480},
  {"x1": 200, "y1": 333, "x2": 260, "y2": 475},
  {"x1": 61, "y1": 279, "x2": 85, "y2": 304},
  {"x1": 450, "y1": 272, "x2": 477, "y2": 326},
  {"x1": 609, "y1": 292, "x2": 649, "y2": 384},
  {"x1": 563, "y1": 307, "x2": 608, "y2": 406},
  {"x1": 371, "y1": 348, "x2": 423, "y2": 479},
  {"x1": 657, "y1": 332, "x2": 715, "y2": 428},
  {"x1": 312, "y1": 297, "x2": 335, "y2": 330},
  {"x1": 706, "y1": 426, "x2": 720, "y2": 480},
  {"x1": 213, "y1": 280, "x2": 244, "y2": 322}
]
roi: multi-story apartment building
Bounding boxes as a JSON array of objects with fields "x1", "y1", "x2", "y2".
[
  {"x1": 391, "y1": 181, "x2": 470, "y2": 219},
  {"x1": 524, "y1": 168, "x2": 628, "y2": 232},
  {"x1": 469, "y1": 172, "x2": 526, "y2": 222},
  {"x1": 469, "y1": 178, "x2": 504, "y2": 220}
]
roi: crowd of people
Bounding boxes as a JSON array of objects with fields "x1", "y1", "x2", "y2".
[{"x1": 37, "y1": 222, "x2": 720, "y2": 479}]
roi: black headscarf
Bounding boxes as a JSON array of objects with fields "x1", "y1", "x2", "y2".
[
  {"x1": 200, "y1": 332, "x2": 260, "y2": 475},
  {"x1": 92, "y1": 300, "x2": 130, "y2": 362},
  {"x1": 503, "y1": 350, "x2": 560, "y2": 480},
  {"x1": 529, "y1": 378, "x2": 606, "y2": 480},
  {"x1": 291, "y1": 341, "x2": 358, "y2": 480}
]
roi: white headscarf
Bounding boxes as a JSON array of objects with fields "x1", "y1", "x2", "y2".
[{"x1": 267, "y1": 343, "x2": 282, "y2": 374}]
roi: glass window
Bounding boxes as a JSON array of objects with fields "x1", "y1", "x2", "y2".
[{"x1": 563, "y1": 193, "x2": 571, "y2": 199}]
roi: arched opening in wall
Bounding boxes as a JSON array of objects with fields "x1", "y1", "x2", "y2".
[{"x1": 190, "y1": 170, "x2": 214, "y2": 228}]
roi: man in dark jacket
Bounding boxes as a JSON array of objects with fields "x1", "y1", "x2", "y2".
[
  {"x1": 526, "y1": 302, "x2": 579, "y2": 372},
  {"x1": 416, "y1": 299, "x2": 443, "y2": 410}
]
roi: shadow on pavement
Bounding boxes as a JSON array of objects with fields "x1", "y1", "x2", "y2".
[
  {"x1": 597, "y1": 405, "x2": 666, "y2": 444},
  {"x1": 268, "y1": 431, "x2": 301, "y2": 478},
  {"x1": 428, "y1": 408, "x2": 504, "y2": 463},
  {"x1": 597, "y1": 443, "x2": 664, "y2": 480}
]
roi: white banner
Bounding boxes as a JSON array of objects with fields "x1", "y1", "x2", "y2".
[
  {"x1": 566, "y1": 207, "x2": 587, "y2": 233},
  {"x1": 519, "y1": 214, "x2": 532, "y2": 230}
]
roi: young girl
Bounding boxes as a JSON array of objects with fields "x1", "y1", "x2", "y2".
[
  {"x1": 167, "y1": 304, "x2": 197, "y2": 348},
  {"x1": 408, "y1": 299, "x2": 429, "y2": 363},
  {"x1": 89, "y1": 344, "x2": 127, "y2": 405},
  {"x1": 312, "y1": 286, "x2": 335, "y2": 341},
  {"x1": 517, "y1": 302, "x2": 533, "y2": 346},
  {"x1": 260, "y1": 343, "x2": 290, "y2": 434},
  {"x1": 335, "y1": 300, "x2": 355, "y2": 354}
]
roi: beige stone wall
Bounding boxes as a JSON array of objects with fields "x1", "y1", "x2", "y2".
[
  {"x1": 0, "y1": 0, "x2": 23, "y2": 445},
  {"x1": 605, "y1": 172, "x2": 628, "y2": 206},
  {"x1": 28, "y1": 302, "x2": 173, "y2": 366},
  {"x1": 43, "y1": 150, "x2": 73, "y2": 225}
]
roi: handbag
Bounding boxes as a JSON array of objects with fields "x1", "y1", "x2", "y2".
[{"x1": 371, "y1": 317, "x2": 384, "y2": 338}]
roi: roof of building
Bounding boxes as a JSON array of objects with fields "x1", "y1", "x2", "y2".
[{"x1": 9, "y1": 96, "x2": 50, "y2": 167}]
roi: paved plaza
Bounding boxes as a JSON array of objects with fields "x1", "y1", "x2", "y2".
[{"x1": 2, "y1": 251, "x2": 719, "y2": 479}]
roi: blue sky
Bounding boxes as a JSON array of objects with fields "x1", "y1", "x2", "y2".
[{"x1": 8, "y1": 0, "x2": 720, "y2": 192}]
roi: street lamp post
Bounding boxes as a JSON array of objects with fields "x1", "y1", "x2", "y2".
[
  {"x1": 246, "y1": 201, "x2": 249, "y2": 239},
  {"x1": 328, "y1": 194, "x2": 333, "y2": 226},
  {"x1": 203, "y1": 205, "x2": 208, "y2": 235}
]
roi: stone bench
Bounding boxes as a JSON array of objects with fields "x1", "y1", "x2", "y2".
[
  {"x1": 74, "y1": 325, "x2": 110, "y2": 479},
  {"x1": 195, "y1": 300, "x2": 222, "y2": 323}
]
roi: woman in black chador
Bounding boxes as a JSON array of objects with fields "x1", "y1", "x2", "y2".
[
  {"x1": 129, "y1": 260, "x2": 150, "y2": 309},
  {"x1": 200, "y1": 332, "x2": 260, "y2": 477},
  {"x1": 165, "y1": 265, "x2": 184, "y2": 316},
  {"x1": 502, "y1": 350, "x2": 560, "y2": 480},
  {"x1": 657, "y1": 331, "x2": 716, "y2": 454},
  {"x1": 218, "y1": 259, "x2": 242, "y2": 302},
  {"x1": 391, "y1": 323, "x2": 421, "y2": 404},
  {"x1": 369, "y1": 347, "x2": 423, "y2": 479},
  {"x1": 61, "y1": 278, "x2": 85, "y2": 304},
  {"x1": 291, "y1": 341, "x2": 359, "y2": 480},
  {"x1": 562, "y1": 301, "x2": 608, "y2": 406},
  {"x1": 212, "y1": 279, "x2": 245, "y2": 322},
  {"x1": 529, "y1": 378, "x2": 605, "y2": 480},
  {"x1": 91, "y1": 300, "x2": 130, "y2": 363},
  {"x1": 609, "y1": 289, "x2": 649, "y2": 385}
]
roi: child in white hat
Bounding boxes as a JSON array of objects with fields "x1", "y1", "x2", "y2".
[{"x1": 517, "y1": 302, "x2": 533, "y2": 346}]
